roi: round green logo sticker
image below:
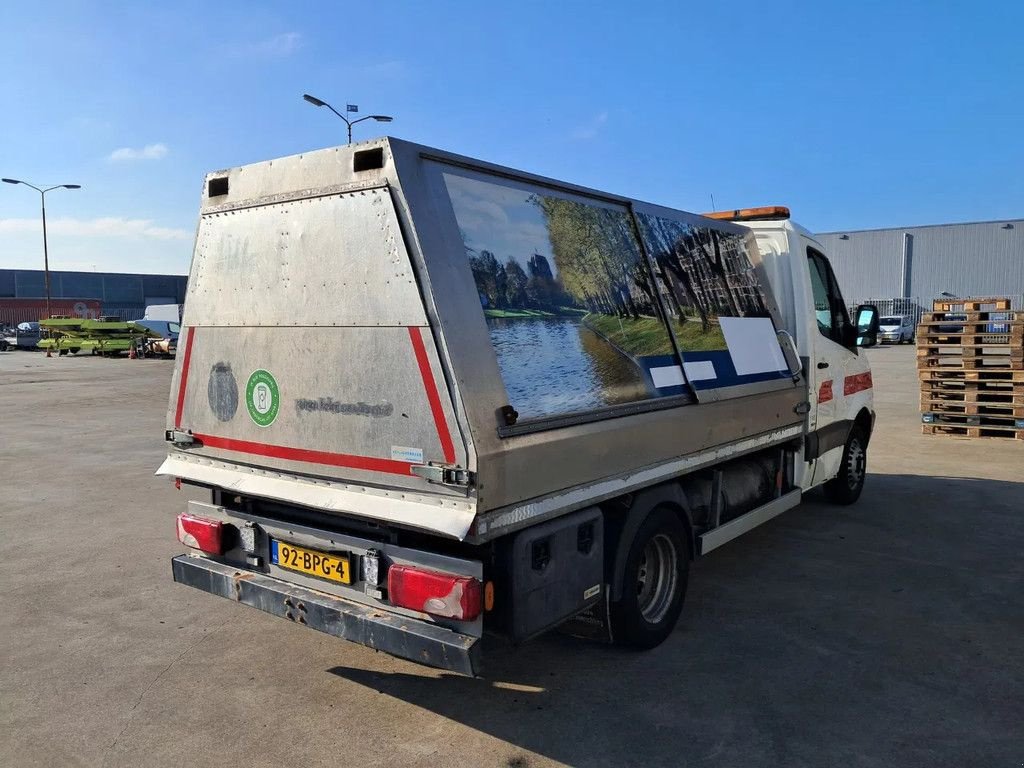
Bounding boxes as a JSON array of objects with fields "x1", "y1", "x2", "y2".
[{"x1": 245, "y1": 369, "x2": 280, "y2": 427}]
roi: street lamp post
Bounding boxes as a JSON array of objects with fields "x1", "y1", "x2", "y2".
[
  {"x1": 302, "y1": 93, "x2": 393, "y2": 144},
  {"x1": 2, "y1": 178, "x2": 81, "y2": 319}
]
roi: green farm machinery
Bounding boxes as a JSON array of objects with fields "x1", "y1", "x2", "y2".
[{"x1": 38, "y1": 317, "x2": 161, "y2": 357}]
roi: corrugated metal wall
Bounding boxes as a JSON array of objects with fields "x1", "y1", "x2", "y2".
[{"x1": 817, "y1": 219, "x2": 1023, "y2": 300}]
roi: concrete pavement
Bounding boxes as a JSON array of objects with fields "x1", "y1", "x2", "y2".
[{"x1": 1, "y1": 345, "x2": 1021, "y2": 767}]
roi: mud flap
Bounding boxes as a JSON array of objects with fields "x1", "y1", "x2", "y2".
[{"x1": 559, "y1": 592, "x2": 614, "y2": 644}]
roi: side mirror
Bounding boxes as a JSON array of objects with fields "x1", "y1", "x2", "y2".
[{"x1": 855, "y1": 304, "x2": 880, "y2": 347}]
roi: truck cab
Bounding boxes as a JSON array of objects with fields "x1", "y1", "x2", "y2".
[{"x1": 717, "y1": 208, "x2": 877, "y2": 501}]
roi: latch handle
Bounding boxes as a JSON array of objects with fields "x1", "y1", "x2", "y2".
[
  {"x1": 411, "y1": 463, "x2": 473, "y2": 487},
  {"x1": 165, "y1": 429, "x2": 196, "y2": 447}
]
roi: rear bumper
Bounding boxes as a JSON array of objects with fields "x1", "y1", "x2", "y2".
[{"x1": 171, "y1": 554, "x2": 481, "y2": 676}]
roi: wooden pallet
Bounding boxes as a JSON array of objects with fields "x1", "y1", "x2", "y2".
[
  {"x1": 918, "y1": 299, "x2": 1022, "y2": 440},
  {"x1": 923, "y1": 408, "x2": 1022, "y2": 425},
  {"x1": 921, "y1": 360, "x2": 1024, "y2": 376},
  {"x1": 922, "y1": 424, "x2": 1024, "y2": 440},
  {"x1": 916, "y1": 356, "x2": 1024, "y2": 371},
  {"x1": 918, "y1": 336, "x2": 1019, "y2": 348},
  {"x1": 917, "y1": 344, "x2": 1023, "y2": 357},
  {"x1": 932, "y1": 297, "x2": 1012, "y2": 312},
  {"x1": 921, "y1": 400, "x2": 1024, "y2": 418},
  {"x1": 918, "y1": 310, "x2": 1020, "y2": 327},
  {"x1": 920, "y1": 385, "x2": 1024, "y2": 406},
  {"x1": 921, "y1": 323, "x2": 1024, "y2": 337}
]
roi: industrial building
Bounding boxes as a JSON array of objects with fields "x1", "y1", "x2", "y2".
[
  {"x1": 0, "y1": 268, "x2": 186, "y2": 322},
  {"x1": 817, "y1": 218, "x2": 1024, "y2": 311},
  {"x1": 3, "y1": 218, "x2": 1020, "y2": 324}
]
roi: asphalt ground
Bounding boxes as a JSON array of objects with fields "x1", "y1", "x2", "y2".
[{"x1": 1, "y1": 345, "x2": 1021, "y2": 768}]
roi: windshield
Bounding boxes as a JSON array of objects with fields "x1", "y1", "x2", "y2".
[
  {"x1": 880, "y1": 317, "x2": 901, "y2": 325},
  {"x1": 137, "y1": 320, "x2": 180, "y2": 337}
]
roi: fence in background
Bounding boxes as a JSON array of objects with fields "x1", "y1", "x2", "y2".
[{"x1": 847, "y1": 295, "x2": 1024, "y2": 329}]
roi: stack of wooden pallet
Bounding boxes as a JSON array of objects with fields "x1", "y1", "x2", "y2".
[{"x1": 918, "y1": 297, "x2": 1024, "y2": 440}]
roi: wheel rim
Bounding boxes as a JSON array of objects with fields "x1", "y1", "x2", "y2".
[
  {"x1": 636, "y1": 533, "x2": 679, "y2": 624},
  {"x1": 846, "y1": 437, "x2": 865, "y2": 489}
]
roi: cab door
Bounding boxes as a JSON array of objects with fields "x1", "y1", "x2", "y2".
[{"x1": 804, "y1": 245, "x2": 865, "y2": 486}]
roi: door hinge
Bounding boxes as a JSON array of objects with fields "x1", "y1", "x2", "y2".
[
  {"x1": 411, "y1": 463, "x2": 474, "y2": 487},
  {"x1": 794, "y1": 401, "x2": 811, "y2": 415},
  {"x1": 165, "y1": 429, "x2": 196, "y2": 447}
]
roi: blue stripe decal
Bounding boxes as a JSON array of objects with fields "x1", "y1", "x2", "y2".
[
  {"x1": 635, "y1": 353, "x2": 688, "y2": 397},
  {"x1": 682, "y1": 350, "x2": 790, "y2": 391}
]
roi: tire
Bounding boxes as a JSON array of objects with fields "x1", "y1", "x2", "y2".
[
  {"x1": 609, "y1": 507, "x2": 689, "y2": 649},
  {"x1": 824, "y1": 426, "x2": 868, "y2": 505}
]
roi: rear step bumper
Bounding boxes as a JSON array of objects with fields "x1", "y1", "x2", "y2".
[{"x1": 171, "y1": 555, "x2": 481, "y2": 676}]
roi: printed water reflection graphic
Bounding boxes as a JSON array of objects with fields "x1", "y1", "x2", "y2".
[{"x1": 488, "y1": 316, "x2": 646, "y2": 418}]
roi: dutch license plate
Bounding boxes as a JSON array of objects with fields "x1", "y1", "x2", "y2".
[{"x1": 271, "y1": 539, "x2": 351, "y2": 584}]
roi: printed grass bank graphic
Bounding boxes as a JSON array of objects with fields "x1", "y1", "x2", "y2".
[
  {"x1": 246, "y1": 369, "x2": 280, "y2": 427},
  {"x1": 443, "y1": 173, "x2": 789, "y2": 420}
]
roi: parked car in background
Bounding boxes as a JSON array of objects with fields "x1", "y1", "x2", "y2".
[
  {"x1": 878, "y1": 314, "x2": 915, "y2": 343},
  {"x1": 136, "y1": 319, "x2": 180, "y2": 357},
  {"x1": 3, "y1": 322, "x2": 41, "y2": 349}
]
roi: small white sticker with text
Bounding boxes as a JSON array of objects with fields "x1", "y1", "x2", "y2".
[{"x1": 391, "y1": 445, "x2": 424, "y2": 464}]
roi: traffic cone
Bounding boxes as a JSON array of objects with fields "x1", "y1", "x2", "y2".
[{"x1": 128, "y1": 344, "x2": 137, "y2": 360}]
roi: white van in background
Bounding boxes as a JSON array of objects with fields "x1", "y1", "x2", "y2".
[
  {"x1": 143, "y1": 303, "x2": 183, "y2": 323},
  {"x1": 878, "y1": 314, "x2": 915, "y2": 344}
]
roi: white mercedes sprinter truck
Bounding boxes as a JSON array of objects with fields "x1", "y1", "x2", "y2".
[{"x1": 161, "y1": 140, "x2": 879, "y2": 675}]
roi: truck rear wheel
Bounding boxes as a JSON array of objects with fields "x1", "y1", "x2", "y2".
[
  {"x1": 609, "y1": 507, "x2": 689, "y2": 649},
  {"x1": 824, "y1": 426, "x2": 867, "y2": 505}
]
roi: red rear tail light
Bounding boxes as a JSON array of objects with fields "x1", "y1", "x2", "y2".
[
  {"x1": 387, "y1": 565, "x2": 481, "y2": 621},
  {"x1": 176, "y1": 513, "x2": 224, "y2": 555}
]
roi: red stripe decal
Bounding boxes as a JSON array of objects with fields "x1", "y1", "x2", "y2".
[
  {"x1": 192, "y1": 433, "x2": 415, "y2": 476},
  {"x1": 818, "y1": 380, "x2": 833, "y2": 404},
  {"x1": 174, "y1": 327, "x2": 196, "y2": 428},
  {"x1": 175, "y1": 325, "x2": 453, "y2": 476},
  {"x1": 844, "y1": 371, "x2": 873, "y2": 396},
  {"x1": 408, "y1": 326, "x2": 457, "y2": 464}
]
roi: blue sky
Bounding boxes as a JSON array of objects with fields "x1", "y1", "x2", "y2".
[
  {"x1": 444, "y1": 173, "x2": 558, "y2": 272},
  {"x1": 1, "y1": 0, "x2": 1021, "y2": 275}
]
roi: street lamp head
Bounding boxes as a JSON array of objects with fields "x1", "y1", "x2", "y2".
[
  {"x1": 303, "y1": 93, "x2": 328, "y2": 108},
  {"x1": 371, "y1": 115, "x2": 393, "y2": 123},
  {"x1": 62, "y1": 184, "x2": 82, "y2": 189},
  {"x1": 2, "y1": 178, "x2": 23, "y2": 185}
]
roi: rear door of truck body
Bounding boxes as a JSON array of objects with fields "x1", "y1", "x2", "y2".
[{"x1": 163, "y1": 159, "x2": 473, "y2": 538}]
